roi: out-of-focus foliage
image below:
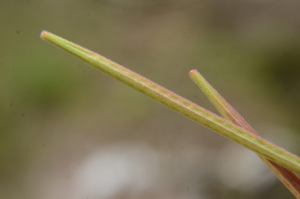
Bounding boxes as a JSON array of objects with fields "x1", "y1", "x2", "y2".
[{"x1": 1, "y1": 0, "x2": 300, "y2": 198}]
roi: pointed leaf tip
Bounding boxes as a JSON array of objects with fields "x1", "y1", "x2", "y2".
[
  {"x1": 40, "y1": 30, "x2": 49, "y2": 39},
  {"x1": 189, "y1": 69, "x2": 198, "y2": 76}
]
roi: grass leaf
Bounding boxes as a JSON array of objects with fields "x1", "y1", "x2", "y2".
[
  {"x1": 41, "y1": 30, "x2": 300, "y2": 176},
  {"x1": 189, "y1": 69, "x2": 300, "y2": 198}
]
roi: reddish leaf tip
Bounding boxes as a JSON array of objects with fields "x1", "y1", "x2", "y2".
[
  {"x1": 189, "y1": 69, "x2": 198, "y2": 76},
  {"x1": 40, "y1": 30, "x2": 48, "y2": 39}
]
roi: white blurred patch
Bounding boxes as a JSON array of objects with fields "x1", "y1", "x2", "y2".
[
  {"x1": 215, "y1": 144, "x2": 276, "y2": 192},
  {"x1": 72, "y1": 143, "x2": 159, "y2": 199},
  {"x1": 28, "y1": 140, "x2": 278, "y2": 199}
]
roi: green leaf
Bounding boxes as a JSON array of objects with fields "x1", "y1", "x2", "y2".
[
  {"x1": 189, "y1": 69, "x2": 300, "y2": 198},
  {"x1": 41, "y1": 30, "x2": 300, "y2": 175}
]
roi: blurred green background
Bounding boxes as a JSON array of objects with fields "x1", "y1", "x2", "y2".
[{"x1": 1, "y1": 0, "x2": 300, "y2": 198}]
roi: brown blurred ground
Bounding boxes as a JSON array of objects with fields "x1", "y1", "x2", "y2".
[{"x1": 1, "y1": 0, "x2": 300, "y2": 198}]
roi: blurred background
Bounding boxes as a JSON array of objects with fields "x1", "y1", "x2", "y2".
[{"x1": 1, "y1": 0, "x2": 300, "y2": 198}]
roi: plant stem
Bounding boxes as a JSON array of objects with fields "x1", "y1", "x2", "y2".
[
  {"x1": 189, "y1": 70, "x2": 300, "y2": 198},
  {"x1": 41, "y1": 30, "x2": 300, "y2": 175}
]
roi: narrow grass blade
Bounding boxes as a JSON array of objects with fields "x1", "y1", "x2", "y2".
[
  {"x1": 41, "y1": 30, "x2": 300, "y2": 175},
  {"x1": 189, "y1": 70, "x2": 300, "y2": 198}
]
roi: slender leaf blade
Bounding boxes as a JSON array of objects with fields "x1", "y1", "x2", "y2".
[
  {"x1": 189, "y1": 69, "x2": 300, "y2": 198},
  {"x1": 41, "y1": 31, "x2": 300, "y2": 175}
]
